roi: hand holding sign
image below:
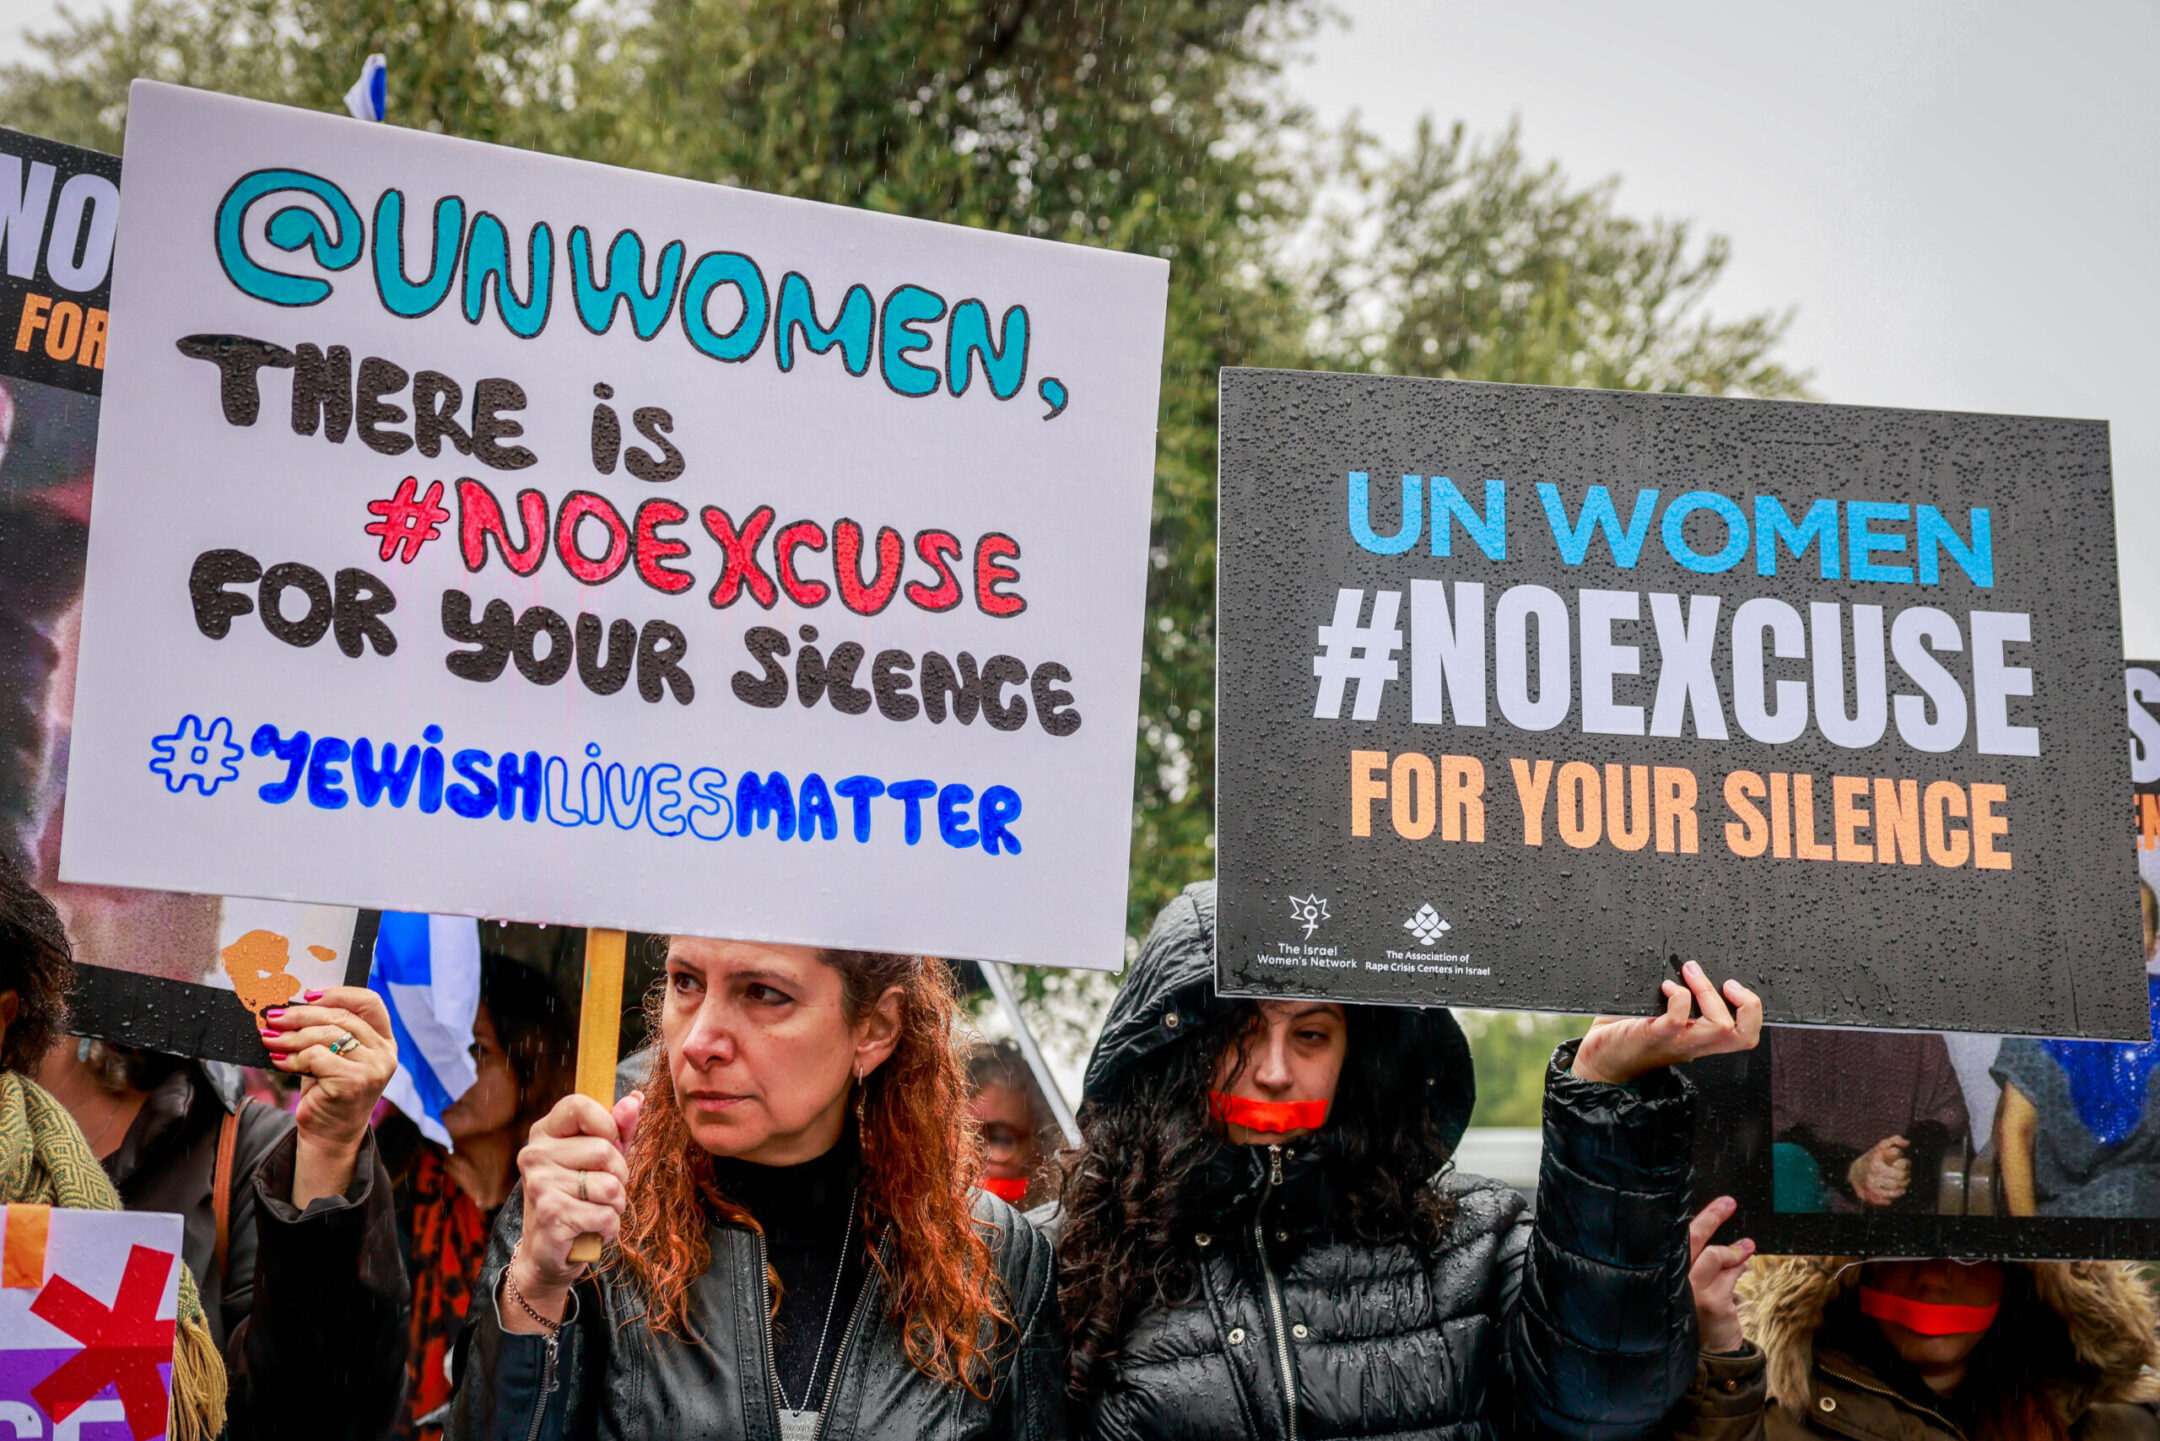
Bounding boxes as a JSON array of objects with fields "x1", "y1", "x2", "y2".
[
  {"x1": 504, "y1": 1091, "x2": 642, "y2": 1329},
  {"x1": 258, "y1": 984, "x2": 398, "y2": 1204},
  {"x1": 1685, "y1": 1196, "x2": 1754, "y2": 1354},
  {"x1": 1571, "y1": 960, "x2": 1762, "y2": 1085}
]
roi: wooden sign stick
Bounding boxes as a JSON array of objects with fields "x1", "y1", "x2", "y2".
[{"x1": 568, "y1": 927, "x2": 628, "y2": 1264}]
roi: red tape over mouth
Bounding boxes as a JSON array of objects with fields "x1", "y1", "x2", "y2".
[
  {"x1": 979, "y1": 1176, "x2": 1029, "y2": 1203},
  {"x1": 1208, "y1": 1092, "x2": 1329, "y2": 1133},
  {"x1": 1858, "y1": 1286, "x2": 2000, "y2": 1336}
]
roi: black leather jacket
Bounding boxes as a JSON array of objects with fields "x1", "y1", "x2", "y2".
[
  {"x1": 1069, "y1": 881, "x2": 1700, "y2": 1441},
  {"x1": 446, "y1": 1188, "x2": 1065, "y2": 1441}
]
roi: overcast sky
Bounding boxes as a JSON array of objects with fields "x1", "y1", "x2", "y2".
[
  {"x1": 0, "y1": 0, "x2": 2152, "y2": 652},
  {"x1": 1289, "y1": 0, "x2": 2159, "y2": 655}
]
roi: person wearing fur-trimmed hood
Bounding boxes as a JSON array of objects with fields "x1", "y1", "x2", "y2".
[{"x1": 1672, "y1": 1242, "x2": 2160, "y2": 1440}]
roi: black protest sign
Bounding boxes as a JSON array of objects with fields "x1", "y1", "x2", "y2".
[
  {"x1": 1217, "y1": 368, "x2": 2139, "y2": 1036},
  {"x1": 0, "y1": 127, "x2": 365, "y2": 1065},
  {"x1": 0, "y1": 129, "x2": 116, "y2": 397},
  {"x1": 1688, "y1": 666, "x2": 2160, "y2": 1260}
]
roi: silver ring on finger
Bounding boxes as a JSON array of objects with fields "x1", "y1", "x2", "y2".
[
  {"x1": 326, "y1": 1030, "x2": 358, "y2": 1056},
  {"x1": 578, "y1": 1171, "x2": 589, "y2": 1203}
]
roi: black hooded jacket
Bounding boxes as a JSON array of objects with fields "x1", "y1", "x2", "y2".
[{"x1": 1066, "y1": 881, "x2": 1700, "y2": 1441}]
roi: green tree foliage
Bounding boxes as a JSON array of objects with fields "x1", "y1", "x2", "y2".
[
  {"x1": 0, "y1": 0, "x2": 1317, "y2": 949},
  {"x1": 1455, "y1": 1010, "x2": 1589, "y2": 1128},
  {"x1": 0, "y1": 2, "x2": 1807, "y2": 976},
  {"x1": 0, "y1": 0, "x2": 592, "y2": 153},
  {"x1": 1309, "y1": 117, "x2": 1812, "y2": 398}
]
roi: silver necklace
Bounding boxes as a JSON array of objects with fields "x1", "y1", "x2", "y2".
[{"x1": 773, "y1": 1180, "x2": 858, "y2": 1439}]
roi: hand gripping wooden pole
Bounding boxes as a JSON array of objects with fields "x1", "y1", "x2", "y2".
[{"x1": 568, "y1": 927, "x2": 627, "y2": 1264}]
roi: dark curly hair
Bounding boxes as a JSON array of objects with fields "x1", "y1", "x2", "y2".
[
  {"x1": 1053, "y1": 999, "x2": 1459, "y2": 1397},
  {"x1": 0, "y1": 852, "x2": 72, "y2": 1074}
]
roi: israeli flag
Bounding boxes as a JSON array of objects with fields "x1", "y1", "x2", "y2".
[
  {"x1": 369, "y1": 913, "x2": 481, "y2": 1146},
  {"x1": 343, "y1": 53, "x2": 387, "y2": 122}
]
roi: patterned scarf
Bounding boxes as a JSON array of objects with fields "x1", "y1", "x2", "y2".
[
  {"x1": 0, "y1": 1070, "x2": 226, "y2": 1441},
  {"x1": 398, "y1": 1144, "x2": 493, "y2": 1439}
]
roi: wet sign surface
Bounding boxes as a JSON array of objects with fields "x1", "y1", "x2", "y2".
[
  {"x1": 61, "y1": 83, "x2": 1166, "y2": 969},
  {"x1": 1217, "y1": 368, "x2": 2138, "y2": 1036},
  {"x1": 1688, "y1": 675, "x2": 2160, "y2": 1261}
]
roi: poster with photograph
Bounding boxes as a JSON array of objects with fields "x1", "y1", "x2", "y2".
[
  {"x1": 1215, "y1": 368, "x2": 2138, "y2": 1036},
  {"x1": 1687, "y1": 663, "x2": 2160, "y2": 1258},
  {"x1": 0, "y1": 125, "x2": 361, "y2": 1065},
  {"x1": 59, "y1": 84, "x2": 1167, "y2": 969}
]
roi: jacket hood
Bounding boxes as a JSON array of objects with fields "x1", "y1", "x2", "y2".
[
  {"x1": 1083, "y1": 880, "x2": 1477, "y2": 1153},
  {"x1": 1740, "y1": 1254, "x2": 2160, "y2": 1420}
]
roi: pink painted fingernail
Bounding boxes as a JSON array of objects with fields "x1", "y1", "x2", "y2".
[
  {"x1": 264, "y1": 1009, "x2": 285, "y2": 1019},
  {"x1": 303, "y1": 989, "x2": 325, "y2": 1001},
  {"x1": 259, "y1": 1029, "x2": 279, "y2": 1040}
]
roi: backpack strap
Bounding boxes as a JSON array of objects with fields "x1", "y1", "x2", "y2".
[{"x1": 212, "y1": 1104, "x2": 242, "y2": 1286}]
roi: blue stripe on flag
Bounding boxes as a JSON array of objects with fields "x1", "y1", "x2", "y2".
[
  {"x1": 372, "y1": 912, "x2": 434, "y2": 986},
  {"x1": 367, "y1": 911, "x2": 475, "y2": 1125},
  {"x1": 376, "y1": 982, "x2": 458, "y2": 1118}
]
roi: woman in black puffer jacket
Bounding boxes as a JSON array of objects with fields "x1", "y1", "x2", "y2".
[{"x1": 1053, "y1": 881, "x2": 1759, "y2": 1441}]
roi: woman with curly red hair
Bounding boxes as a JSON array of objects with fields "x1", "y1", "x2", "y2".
[{"x1": 445, "y1": 938, "x2": 1062, "y2": 1441}]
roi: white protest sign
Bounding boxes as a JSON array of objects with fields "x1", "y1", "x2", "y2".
[
  {"x1": 60, "y1": 82, "x2": 1168, "y2": 969},
  {"x1": 0, "y1": 1206, "x2": 184, "y2": 1441}
]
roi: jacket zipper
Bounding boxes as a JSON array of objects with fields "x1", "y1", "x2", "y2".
[
  {"x1": 755, "y1": 1229, "x2": 791, "y2": 1426},
  {"x1": 809, "y1": 1231, "x2": 884, "y2": 1441},
  {"x1": 757, "y1": 1225, "x2": 886, "y2": 1441},
  {"x1": 1252, "y1": 1144, "x2": 1299, "y2": 1441},
  {"x1": 524, "y1": 1330, "x2": 559, "y2": 1441}
]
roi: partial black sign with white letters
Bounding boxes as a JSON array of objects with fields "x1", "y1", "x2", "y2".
[{"x1": 0, "y1": 127, "x2": 117, "y2": 397}]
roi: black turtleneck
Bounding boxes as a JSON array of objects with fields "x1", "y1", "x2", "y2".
[{"x1": 710, "y1": 1135, "x2": 867, "y2": 1410}]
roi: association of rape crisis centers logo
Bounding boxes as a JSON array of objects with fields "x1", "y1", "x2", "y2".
[{"x1": 1383, "y1": 904, "x2": 1486, "y2": 979}]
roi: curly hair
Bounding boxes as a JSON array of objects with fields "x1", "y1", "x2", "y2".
[
  {"x1": 612, "y1": 947, "x2": 1008, "y2": 1395},
  {"x1": 0, "y1": 853, "x2": 71, "y2": 1074},
  {"x1": 1053, "y1": 999, "x2": 1459, "y2": 1397}
]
